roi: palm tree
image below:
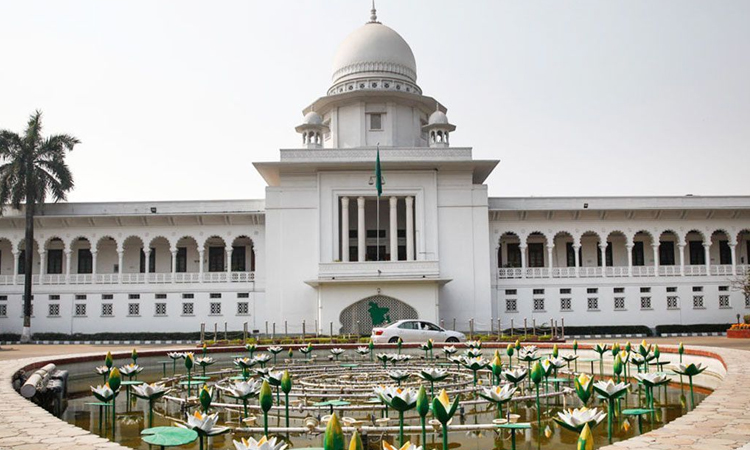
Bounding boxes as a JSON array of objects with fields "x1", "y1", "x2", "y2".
[{"x1": 0, "y1": 111, "x2": 78, "y2": 342}]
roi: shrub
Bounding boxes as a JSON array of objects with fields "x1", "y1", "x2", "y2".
[{"x1": 655, "y1": 323, "x2": 733, "y2": 335}]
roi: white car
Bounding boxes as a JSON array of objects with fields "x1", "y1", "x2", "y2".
[{"x1": 371, "y1": 320, "x2": 466, "y2": 344}]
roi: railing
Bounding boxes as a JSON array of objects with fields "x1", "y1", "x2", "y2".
[
  {"x1": 319, "y1": 260, "x2": 440, "y2": 279},
  {"x1": 525, "y1": 268, "x2": 549, "y2": 278},
  {"x1": 497, "y1": 264, "x2": 749, "y2": 279},
  {"x1": 684, "y1": 266, "x2": 707, "y2": 276},
  {"x1": 0, "y1": 272, "x2": 256, "y2": 286}
]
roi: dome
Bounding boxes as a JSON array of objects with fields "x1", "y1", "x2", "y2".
[
  {"x1": 331, "y1": 21, "x2": 417, "y2": 85},
  {"x1": 302, "y1": 111, "x2": 323, "y2": 126},
  {"x1": 428, "y1": 110, "x2": 449, "y2": 125}
]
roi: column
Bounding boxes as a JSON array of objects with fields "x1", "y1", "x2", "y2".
[
  {"x1": 730, "y1": 243, "x2": 737, "y2": 276},
  {"x1": 678, "y1": 243, "x2": 686, "y2": 276},
  {"x1": 357, "y1": 197, "x2": 366, "y2": 262},
  {"x1": 600, "y1": 245, "x2": 607, "y2": 278},
  {"x1": 389, "y1": 196, "x2": 398, "y2": 261},
  {"x1": 341, "y1": 197, "x2": 350, "y2": 262},
  {"x1": 117, "y1": 250, "x2": 124, "y2": 284},
  {"x1": 520, "y1": 245, "x2": 527, "y2": 279},
  {"x1": 64, "y1": 250, "x2": 72, "y2": 284},
  {"x1": 405, "y1": 196, "x2": 414, "y2": 261},
  {"x1": 91, "y1": 250, "x2": 97, "y2": 284},
  {"x1": 652, "y1": 244, "x2": 660, "y2": 277},
  {"x1": 12, "y1": 250, "x2": 19, "y2": 285},
  {"x1": 574, "y1": 243, "x2": 581, "y2": 278},
  {"x1": 226, "y1": 246, "x2": 233, "y2": 273},
  {"x1": 198, "y1": 249, "x2": 205, "y2": 283},
  {"x1": 39, "y1": 251, "x2": 46, "y2": 278},
  {"x1": 546, "y1": 245, "x2": 554, "y2": 278},
  {"x1": 143, "y1": 248, "x2": 151, "y2": 284},
  {"x1": 171, "y1": 248, "x2": 178, "y2": 275},
  {"x1": 626, "y1": 244, "x2": 634, "y2": 277},
  {"x1": 703, "y1": 243, "x2": 711, "y2": 275}
]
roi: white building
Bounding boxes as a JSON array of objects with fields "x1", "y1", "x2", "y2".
[{"x1": 1, "y1": 8, "x2": 749, "y2": 337}]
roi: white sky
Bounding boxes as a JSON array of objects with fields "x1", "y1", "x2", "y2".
[{"x1": 1, "y1": 1, "x2": 748, "y2": 202}]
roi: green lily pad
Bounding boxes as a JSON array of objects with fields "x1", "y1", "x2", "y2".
[
  {"x1": 141, "y1": 426, "x2": 198, "y2": 447},
  {"x1": 622, "y1": 408, "x2": 654, "y2": 415},
  {"x1": 192, "y1": 376, "x2": 211, "y2": 381},
  {"x1": 498, "y1": 422, "x2": 532, "y2": 430},
  {"x1": 121, "y1": 380, "x2": 144, "y2": 386},
  {"x1": 85, "y1": 402, "x2": 112, "y2": 407},
  {"x1": 179, "y1": 380, "x2": 205, "y2": 386}
]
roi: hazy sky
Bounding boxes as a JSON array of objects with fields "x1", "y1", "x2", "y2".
[{"x1": 1, "y1": 1, "x2": 748, "y2": 202}]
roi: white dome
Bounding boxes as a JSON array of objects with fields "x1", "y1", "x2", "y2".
[
  {"x1": 302, "y1": 111, "x2": 323, "y2": 126},
  {"x1": 331, "y1": 22, "x2": 417, "y2": 85},
  {"x1": 428, "y1": 110, "x2": 449, "y2": 125}
]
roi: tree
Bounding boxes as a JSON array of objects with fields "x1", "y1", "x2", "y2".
[
  {"x1": 731, "y1": 271, "x2": 750, "y2": 322},
  {"x1": 0, "y1": 111, "x2": 78, "y2": 342}
]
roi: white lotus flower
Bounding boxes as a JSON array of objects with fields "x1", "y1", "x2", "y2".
[
  {"x1": 561, "y1": 354, "x2": 578, "y2": 362},
  {"x1": 119, "y1": 363, "x2": 143, "y2": 376},
  {"x1": 502, "y1": 367, "x2": 528, "y2": 383},
  {"x1": 254, "y1": 354, "x2": 272, "y2": 363},
  {"x1": 479, "y1": 384, "x2": 517, "y2": 403},
  {"x1": 234, "y1": 357, "x2": 256, "y2": 368},
  {"x1": 548, "y1": 357, "x2": 567, "y2": 369},
  {"x1": 442, "y1": 346, "x2": 457, "y2": 355},
  {"x1": 593, "y1": 379, "x2": 629, "y2": 398},
  {"x1": 356, "y1": 347, "x2": 370, "y2": 354},
  {"x1": 268, "y1": 346, "x2": 283, "y2": 353},
  {"x1": 167, "y1": 352, "x2": 185, "y2": 360},
  {"x1": 465, "y1": 348, "x2": 483, "y2": 358},
  {"x1": 91, "y1": 384, "x2": 115, "y2": 402},
  {"x1": 181, "y1": 410, "x2": 228, "y2": 435},
  {"x1": 394, "y1": 354, "x2": 412, "y2": 362},
  {"x1": 465, "y1": 340, "x2": 482, "y2": 349},
  {"x1": 221, "y1": 380, "x2": 262, "y2": 399},
  {"x1": 132, "y1": 382, "x2": 170, "y2": 399},
  {"x1": 330, "y1": 348, "x2": 345, "y2": 355},
  {"x1": 418, "y1": 368, "x2": 448, "y2": 381},
  {"x1": 255, "y1": 367, "x2": 272, "y2": 377},
  {"x1": 555, "y1": 407, "x2": 606, "y2": 431},
  {"x1": 518, "y1": 348, "x2": 538, "y2": 360},
  {"x1": 95, "y1": 366, "x2": 110, "y2": 375},
  {"x1": 265, "y1": 370, "x2": 284, "y2": 386},
  {"x1": 388, "y1": 370, "x2": 410, "y2": 381},
  {"x1": 448, "y1": 355, "x2": 466, "y2": 365},
  {"x1": 634, "y1": 373, "x2": 670, "y2": 387},
  {"x1": 234, "y1": 436, "x2": 288, "y2": 450},
  {"x1": 195, "y1": 356, "x2": 215, "y2": 366},
  {"x1": 373, "y1": 385, "x2": 418, "y2": 409}
]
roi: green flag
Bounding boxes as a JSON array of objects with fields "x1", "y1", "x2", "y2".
[{"x1": 375, "y1": 147, "x2": 382, "y2": 197}]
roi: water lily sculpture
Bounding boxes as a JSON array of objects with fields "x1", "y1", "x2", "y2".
[
  {"x1": 634, "y1": 372, "x2": 670, "y2": 415},
  {"x1": 259, "y1": 379, "x2": 273, "y2": 436},
  {"x1": 119, "y1": 363, "x2": 143, "y2": 380},
  {"x1": 356, "y1": 346, "x2": 370, "y2": 358},
  {"x1": 577, "y1": 422, "x2": 594, "y2": 450},
  {"x1": 554, "y1": 407, "x2": 606, "y2": 433},
  {"x1": 593, "y1": 344, "x2": 608, "y2": 376},
  {"x1": 268, "y1": 346, "x2": 284, "y2": 365},
  {"x1": 465, "y1": 340, "x2": 482, "y2": 349},
  {"x1": 131, "y1": 348, "x2": 138, "y2": 364},
  {"x1": 330, "y1": 348, "x2": 345, "y2": 361},
  {"x1": 220, "y1": 379, "x2": 262, "y2": 418},
  {"x1": 530, "y1": 361, "x2": 544, "y2": 428},
  {"x1": 167, "y1": 351, "x2": 184, "y2": 375},
  {"x1": 132, "y1": 382, "x2": 171, "y2": 426},
  {"x1": 245, "y1": 342, "x2": 257, "y2": 357},
  {"x1": 323, "y1": 413, "x2": 344, "y2": 450},
  {"x1": 254, "y1": 353, "x2": 272, "y2": 368},
  {"x1": 376, "y1": 353, "x2": 392, "y2": 368},
  {"x1": 505, "y1": 344, "x2": 514, "y2": 366},
  {"x1": 442, "y1": 345, "x2": 457, "y2": 356},
  {"x1": 388, "y1": 370, "x2": 410, "y2": 386},
  {"x1": 478, "y1": 384, "x2": 517, "y2": 418},
  {"x1": 490, "y1": 352, "x2": 503, "y2": 385},
  {"x1": 431, "y1": 389, "x2": 460, "y2": 450},
  {"x1": 416, "y1": 385, "x2": 429, "y2": 446},
  {"x1": 592, "y1": 379, "x2": 629, "y2": 442},
  {"x1": 184, "y1": 353, "x2": 195, "y2": 396},
  {"x1": 95, "y1": 365, "x2": 110, "y2": 383},
  {"x1": 178, "y1": 410, "x2": 229, "y2": 450},
  {"x1": 233, "y1": 436, "x2": 288, "y2": 450},
  {"x1": 462, "y1": 356, "x2": 490, "y2": 385},
  {"x1": 574, "y1": 373, "x2": 594, "y2": 406},
  {"x1": 673, "y1": 362, "x2": 707, "y2": 409},
  {"x1": 678, "y1": 342, "x2": 684, "y2": 363},
  {"x1": 281, "y1": 371, "x2": 292, "y2": 428},
  {"x1": 195, "y1": 356, "x2": 215, "y2": 377},
  {"x1": 502, "y1": 367, "x2": 528, "y2": 388},
  {"x1": 419, "y1": 340, "x2": 433, "y2": 360},
  {"x1": 107, "y1": 367, "x2": 121, "y2": 438},
  {"x1": 299, "y1": 343, "x2": 313, "y2": 359},
  {"x1": 105, "y1": 351, "x2": 114, "y2": 369},
  {"x1": 374, "y1": 385, "x2": 418, "y2": 445}
]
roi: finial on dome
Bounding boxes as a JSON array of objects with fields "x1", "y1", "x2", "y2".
[{"x1": 369, "y1": 0, "x2": 379, "y2": 23}]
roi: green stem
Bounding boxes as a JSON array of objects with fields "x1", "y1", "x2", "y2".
[
  {"x1": 243, "y1": 398, "x2": 248, "y2": 418},
  {"x1": 149, "y1": 399, "x2": 154, "y2": 428},
  {"x1": 442, "y1": 422, "x2": 449, "y2": 450},
  {"x1": 285, "y1": 393, "x2": 290, "y2": 429},
  {"x1": 399, "y1": 410, "x2": 405, "y2": 446},
  {"x1": 535, "y1": 384, "x2": 541, "y2": 429},
  {"x1": 421, "y1": 416, "x2": 426, "y2": 447},
  {"x1": 264, "y1": 411, "x2": 268, "y2": 436},
  {"x1": 111, "y1": 396, "x2": 116, "y2": 439},
  {"x1": 689, "y1": 376, "x2": 695, "y2": 410},
  {"x1": 608, "y1": 399, "x2": 614, "y2": 443}
]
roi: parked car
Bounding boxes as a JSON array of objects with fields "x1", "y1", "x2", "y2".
[{"x1": 371, "y1": 320, "x2": 466, "y2": 344}]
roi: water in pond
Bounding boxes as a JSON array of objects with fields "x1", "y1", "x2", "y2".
[{"x1": 59, "y1": 350, "x2": 709, "y2": 450}]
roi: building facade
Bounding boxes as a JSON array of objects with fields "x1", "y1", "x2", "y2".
[{"x1": 1, "y1": 9, "x2": 749, "y2": 336}]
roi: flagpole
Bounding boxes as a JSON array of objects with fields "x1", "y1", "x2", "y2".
[{"x1": 376, "y1": 144, "x2": 380, "y2": 262}]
